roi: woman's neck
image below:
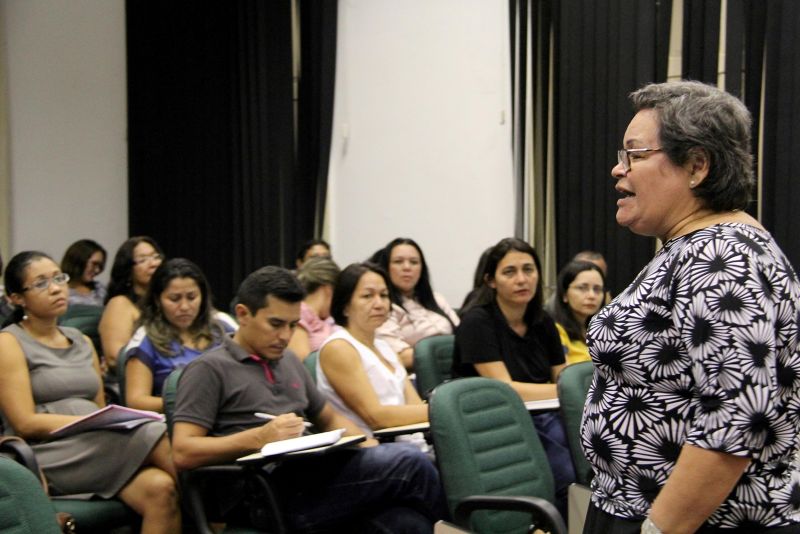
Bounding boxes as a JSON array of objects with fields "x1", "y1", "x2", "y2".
[
  {"x1": 346, "y1": 324, "x2": 376, "y2": 349},
  {"x1": 20, "y1": 315, "x2": 61, "y2": 342},
  {"x1": 132, "y1": 282, "x2": 147, "y2": 297},
  {"x1": 71, "y1": 281, "x2": 92, "y2": 295},
  {"x1": 496, "y1": 298, "x2": 526, "y2": 326},
  {"x1": 304, "y1": 290, "x2": 326, "y2": 317}
]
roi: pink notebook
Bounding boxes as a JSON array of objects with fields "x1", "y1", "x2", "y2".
[{"x1": 50, "y1": 404, "x2": 164, "y2": 438}]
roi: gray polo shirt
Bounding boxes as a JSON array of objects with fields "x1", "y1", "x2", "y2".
[{"x1": 173, "y1": 335, "x2": 326, "y2": 437}]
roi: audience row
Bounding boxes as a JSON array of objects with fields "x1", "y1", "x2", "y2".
[{"x1": 0, "y1": 234, "x2": 608, "y2": 531}]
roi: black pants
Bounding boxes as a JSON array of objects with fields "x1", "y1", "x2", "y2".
[{"x1": 583, "y1": 504, "x2": 800, "y2": 534}]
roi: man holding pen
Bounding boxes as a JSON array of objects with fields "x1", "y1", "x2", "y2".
[{"x1": 172, "y1": 266, "x2": 445, "y2": 532}]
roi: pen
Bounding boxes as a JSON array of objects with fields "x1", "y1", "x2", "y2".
[{"x1": 255, "y1": 412, "x2": 313, "y2": 428}]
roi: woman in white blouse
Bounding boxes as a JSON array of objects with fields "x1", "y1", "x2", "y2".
[
  {"x1": 373, "y1": 238, "x2": 459, "y2": 370},
  {"x1": 317, "y1": 263, "x2": 428, "y2": 447}
]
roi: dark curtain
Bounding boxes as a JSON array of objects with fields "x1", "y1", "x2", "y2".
[
  {"x1": 682, "y1": 0, "x2": 721, "y2": 83},
  {"x1": 127, "y1": 0, "x2": 337, "y2": 307},
  {"x1": 510, "y1": 0, "x2": 552, "y2": 241},
  {"x1": 725, "y1": 0, "x2": 766, "y2": 220},
  {"x1": 760, "y1": 0, "x2": 800, "y2": 271},
  {"x1": 510, "y1": 0, "x2": 529, "y2": 237},
  {"x1": 552, "y1": 0, "x2": 672, "y2": 295},
  {"x1": 297, "y1": 1, "x2": 338, "y2": 239}
]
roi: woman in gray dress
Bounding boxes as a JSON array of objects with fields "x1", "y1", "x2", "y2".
[{"x1": 0, "y1": 251, "x2": 180, "y2": 533}]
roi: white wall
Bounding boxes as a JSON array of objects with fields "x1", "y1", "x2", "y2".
[
  {"x1": 3, "y1": 0, "x2": 127, "y2": 275},
  {"x1": 328, "y1": 0, "x2": 514, "y2": 306}
]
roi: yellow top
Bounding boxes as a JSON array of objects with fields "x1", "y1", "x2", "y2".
[{"x1": 555, "y1": 322, "x2": 590, "y2": 365}]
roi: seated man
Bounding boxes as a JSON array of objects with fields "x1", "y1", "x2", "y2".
[{"x1": 172, "y1": 266, "x2": 445, "y2": 533}]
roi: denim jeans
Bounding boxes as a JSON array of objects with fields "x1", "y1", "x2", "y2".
[
  {"x1": 270, "y1": 442, "x2": 447, "y2": 533},
  {"x1": 531, "y1": 411, "x2": 576, "y2": 522}
]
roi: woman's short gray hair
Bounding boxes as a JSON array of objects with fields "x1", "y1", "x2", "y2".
[
  {"x1": 296, "y1": 256, "x2": 340, "y2": 293},
  {"x1": 630, "y1": 80, "x2": 754, "y2": 211}
]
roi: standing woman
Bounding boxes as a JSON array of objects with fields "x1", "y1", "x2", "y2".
[
  {"x1": 453, "y1": 237, "x2": 573, "y2": 517},
  {"x1": 317, "y1": 263, "x2": 428, "y2": 445},
  {"x1": 0, "y1": 251, "x2": 180, "y2": 532},
  {"x1": 582, "y1": 81, "x2": 800, "y2": 532},
  {"x1": 125, "y1": 258, "x2": 234, "y2": 412},
  {"x1": 374, "y1": 238, "x2": 459, "y2": 370},
  {"x1": 287, "y1": 257, "x2": 341, "y2": 361},
  {"x1": 99, "y1": 236, "x2": 163, "y2": 370},
  {"x1": 544, "y1": 260, "x2": 605, "y2": 364},
  {"x1": 60, "y1": 239, "x2": 108, "y2": 307}
]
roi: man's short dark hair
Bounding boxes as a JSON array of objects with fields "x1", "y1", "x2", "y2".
[{"x1": 236, "y1": 266, "x2": 306, "y2": 314}]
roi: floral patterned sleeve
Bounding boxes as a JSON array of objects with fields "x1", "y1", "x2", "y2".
[{"x1": 675, "y1": 229, "x2": 800, "y2": 463}]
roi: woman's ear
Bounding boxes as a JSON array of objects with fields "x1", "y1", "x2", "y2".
[
  {"x1": 8, "y1": 292, "x2": 25, "y2": 308},
  {"x1": 686, "y1": 147, "x2": 710, "y2": 187},
  {"x1": 484, "y1": 273, "x2": 495, "y2": 289}
]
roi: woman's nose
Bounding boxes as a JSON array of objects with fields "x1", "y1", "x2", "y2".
[{"x1": 611, "y1": 161, "x2": 627, "y2": 178}]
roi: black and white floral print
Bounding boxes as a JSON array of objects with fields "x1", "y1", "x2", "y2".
[{"x1": 582, "y1": 223, "x2": 800, "y2": 527}]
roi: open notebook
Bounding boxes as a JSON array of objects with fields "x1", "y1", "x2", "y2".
[
  {"x1": 50, "y1": 404, "x2": 164, "y2": 438},
  {"x1": 237, "y1": 428, "x2": 365, "y2": 463}
]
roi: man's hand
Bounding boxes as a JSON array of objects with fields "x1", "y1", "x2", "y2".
[{"x1": 259, "y1": 413, "x2": 306, "y2": 444}]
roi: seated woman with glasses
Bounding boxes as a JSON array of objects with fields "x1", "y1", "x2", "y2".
[
  {"x1": 544, "y1": 260, "x2": 606, "y2": 365},
  {"x1": 124, "y1": 258, "x2": 235, "y2": 412},
  {"x1": 0, "y1": 251, "x2": 180, "y2": 533},
  {"x1": 60, "y1": 239, "x2": 108, "y2": 307},
  {"x1": 99, "y1": 236, "x2": 164, "y2": 371}
]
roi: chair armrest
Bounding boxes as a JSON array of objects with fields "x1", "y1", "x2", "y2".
[
  {"x1": 0, "y1": 436, "x2": 41, "y2": 475},
  {"x1": 454, "y1": 495, "x2": 566, "y2": 534}
]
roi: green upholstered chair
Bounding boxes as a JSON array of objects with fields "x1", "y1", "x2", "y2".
[
  {"x1": 0, "y1": 457, "x2": 62, "y2": 534},
  {"x1": 162, "y1": 369, "x2": 278, "y2": 534},
  {"x1": 429, "y1": 377, "x2": 566, "y2": 534},
  {"x1": 303, "y1": 351, "x2": 319, "y2": 384},
  {"x1": 0, "y1": 437, "x2": 138, "y2": 533},
  {"x1": 556, "y1": 362, "x2": 594, "y2": 486},
  {"x1": 58, "y1": 304, "x2": 103, "y2": 355},
  {"x1": 413, "y1": 335, "x2": 455, "y2": 398},
  {"x1": 116, "y1": 346, "x2": 131, "y2": 406}
]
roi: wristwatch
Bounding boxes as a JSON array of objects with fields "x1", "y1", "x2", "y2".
[{"x1": 641, "y1": 517, "x2": 663, "y2": 534}]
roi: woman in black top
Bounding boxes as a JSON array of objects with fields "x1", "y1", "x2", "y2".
[{"x1": 454, "y1": 237, "x2": 574, "y2": 519}]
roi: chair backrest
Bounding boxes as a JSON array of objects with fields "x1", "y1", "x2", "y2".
[
  {"x1": 557, "y1": 361, "x2": 594, "y2": 485},
  {"x1": 58, "y1": 304, "x2": 104, "y2": 356},
  {"x1": 304, "y1": 351, "x2": 319, "y2": 384},
  {"x1": 162, "y1": 368, "x2": 183, "y2": 439},
  {"x1": 414, "y1": 335, "x2": 455, "y2": 398},
  {"x1": 0, "y1": 457, "x2": 61, "y2": 534},
  {"x1": 429, "y1": 377, "x2": 555, "y2": 534},
  {"x1": 116, "y1": 347, "x2": 130, "y2": 406}
]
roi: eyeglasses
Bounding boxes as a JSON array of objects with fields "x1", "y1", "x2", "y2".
[
  {"x1": 23, "y1": 273, "x2": 70, "y2": 292},
  {"x1": 132, "y1": 253, "x2": 163, "y2": 266},
  {"x1": 617, "y1": 147, "x2": 662, "y2": 173},
  {"x1": 569, "y1": 284, "x2": 605, "y2": 295}
]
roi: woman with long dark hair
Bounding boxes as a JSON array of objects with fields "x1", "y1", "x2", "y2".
[
  {"x1": 544, "y1": 260, "x2": 605, "y2": 365},
  {"x1": 124, "y1": 258, "x2": 234, "y2": 412},
  {"x1": 373, "y1": 238, "x2": 459, "y2": 370},
  {"x1": 0, "y1": 251, "x2": 180, "y2": 532},
  {"x1": 98, "y1": 236, "x2": 163, "y2": 369},
  {"x1": 453, "y1": 237, "x2": 574, "y2": 518},
  {"x1": 60, "y1": 239, "x2": 107, "y2": 307}
]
